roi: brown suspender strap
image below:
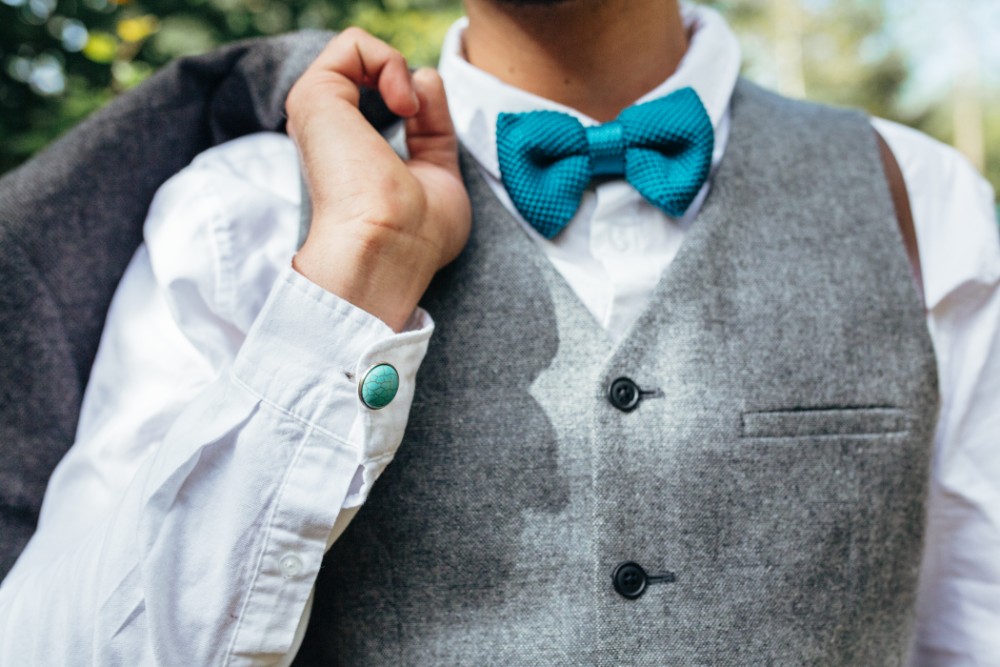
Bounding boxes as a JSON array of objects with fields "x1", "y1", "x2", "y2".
[{"x1": 875, "y1": 129, "x2": 925, "y2": 305}]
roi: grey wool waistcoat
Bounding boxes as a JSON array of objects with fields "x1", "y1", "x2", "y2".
[
  {"x1": 292, "y1": 81, "x2": 939, "y2": 665},
  {"x1": 0, "y1": 33, "x2": 936, "y2": 665}
]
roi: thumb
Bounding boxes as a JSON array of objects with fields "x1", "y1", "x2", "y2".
[{"x1": 405, "y1": 67, "x2": 460, "y2": 171}]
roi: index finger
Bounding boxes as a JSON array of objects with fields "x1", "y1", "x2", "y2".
[{"x1": 300, "y1": 27, "x2": 418, "y2": 118}]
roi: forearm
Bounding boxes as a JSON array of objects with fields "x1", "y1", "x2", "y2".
[{"x1": 0, "y1": 269, "x2": 432, "y2": 665}]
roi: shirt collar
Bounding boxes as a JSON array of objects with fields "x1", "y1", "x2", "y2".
[{"x1": 437, "y1": 3, "x2": 742, "y2": 180}]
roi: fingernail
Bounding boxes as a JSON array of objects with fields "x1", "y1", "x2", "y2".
[{"x1": 408, "y1": 85, "x2": 421, "y2": 113}]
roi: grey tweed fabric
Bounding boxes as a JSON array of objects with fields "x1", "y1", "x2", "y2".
[{"x1": 293, "y1": 80, "x2": 938, "y2": 665}]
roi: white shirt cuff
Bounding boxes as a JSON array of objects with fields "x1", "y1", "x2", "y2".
[{"x1": 231, "y1": 266, "x2": 433, "y2": 507}]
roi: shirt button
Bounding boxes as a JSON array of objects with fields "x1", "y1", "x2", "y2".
[
  {"x1": 612, "y1": 561, "x2": 648, "y2": 599},
  {"x1": 609, "y1": 226, "x2": 631, "y2": 252},
  {"x1": 280, "y1": 553, "x2": 304, "y2": 579},
  {"x1": 608, "y1": 377, "x2": 641, "y2": 412},
  {"x1": 359, "y1": 362, "x2": 399, "y2": 410}
]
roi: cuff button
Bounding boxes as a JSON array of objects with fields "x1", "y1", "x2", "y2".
[
  {"x1": 280, "y1": 553, "x2": 304, "y2": 579},
  {"x1": 359, "y1": 362, "x2": 399, "y2": 410}
]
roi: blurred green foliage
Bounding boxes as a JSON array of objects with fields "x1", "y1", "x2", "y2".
[
  {"x1": 1, "y1": 0, "x2": 998, "y2": 200},
  {"x1": 706, "y1": 0, "x2": 1000, "y2": 199},
  {"x1": 0, "y1": 0, "x2": 460, "y2": 173}
]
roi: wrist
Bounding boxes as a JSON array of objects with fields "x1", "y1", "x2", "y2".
[{"x1": 293, "y1": 222, "x2": 437, "y2": 332}]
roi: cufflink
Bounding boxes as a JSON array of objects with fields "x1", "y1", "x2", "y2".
[{"x1": 359, "y1": 362, "x2": 399, "y2": 410}]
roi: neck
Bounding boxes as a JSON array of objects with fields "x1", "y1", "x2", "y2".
[{"x1": 463, "y1": 0, "x2": 688, "y2": 121}]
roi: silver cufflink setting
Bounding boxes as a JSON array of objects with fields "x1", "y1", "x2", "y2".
[{"x1": 359, "y1": 362, "x2": 399, "y2": 410}]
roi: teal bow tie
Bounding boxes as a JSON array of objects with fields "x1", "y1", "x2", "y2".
[{"x1": 496, "y1": 87, "x2": 715, "y2": 239}]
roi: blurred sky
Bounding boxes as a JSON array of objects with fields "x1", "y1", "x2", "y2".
[{"x1": 881, "y1": 0, "x2": 999, "y2": 108}]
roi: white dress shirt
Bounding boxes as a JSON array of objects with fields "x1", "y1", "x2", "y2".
[{"x1": 2, "y1": 6, "x2": 999, "y2": 665}]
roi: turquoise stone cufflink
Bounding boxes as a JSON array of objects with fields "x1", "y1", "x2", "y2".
[{"x1": 359, "y1": 363, "x2": 399, "y2": 410}]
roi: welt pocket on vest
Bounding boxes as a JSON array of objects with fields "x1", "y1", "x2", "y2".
[{"x1": 740, "y1": 406, "x2": 908, "y2": 439}]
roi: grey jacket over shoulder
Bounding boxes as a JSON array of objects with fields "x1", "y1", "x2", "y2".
[{"x1": 0, "y1": 31, "x2": 372, "y2": 574}]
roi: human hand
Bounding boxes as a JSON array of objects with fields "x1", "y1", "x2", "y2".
[{"x1": 286, "y1": 28, "x2": 472, "y2": 331}]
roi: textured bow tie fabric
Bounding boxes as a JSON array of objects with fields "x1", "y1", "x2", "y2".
[{"x1": 496, "y1": 87, "x2": 715, "y2": 239}]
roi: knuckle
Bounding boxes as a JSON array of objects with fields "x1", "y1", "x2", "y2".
[
  {"x1": 414, "y1": 67, "x2": 442, "y2": 93},
  {"x1": 413, "y1": 65, "x2": 437, "y2": 79},
  {"x1": 284, "y1": 97, "x2": 302, "y2": 131},
  {"x1": 338, "y1": 26, "x2": 368, "y2": 42},
  {"x1": 284, "y1": 84, "x2": 311, "y2": 126},
  {"x1": 365, "y1": 175, "x2": 421, "y2": 227},
  {"x1": 364, "y1": 199, "x2": 406, "y2": 230},
  {"x1": 285, "y1": 82, "x2": 304, "y2": 111}
]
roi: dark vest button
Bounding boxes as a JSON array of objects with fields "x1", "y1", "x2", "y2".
[
  {"x1": 608, "y1": 377, "x2": 641, "y2": 412},
  {"x1": 612, "y1": 561, "x2": 648, "y2": 599}
]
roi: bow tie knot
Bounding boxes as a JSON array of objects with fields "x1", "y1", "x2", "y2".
[
  {"x1": 496, "y1": 87, "x2": 714, "y2": 239},
  {"x1": 586, "y1": 121, "x2": 627, "y2": 177}
]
